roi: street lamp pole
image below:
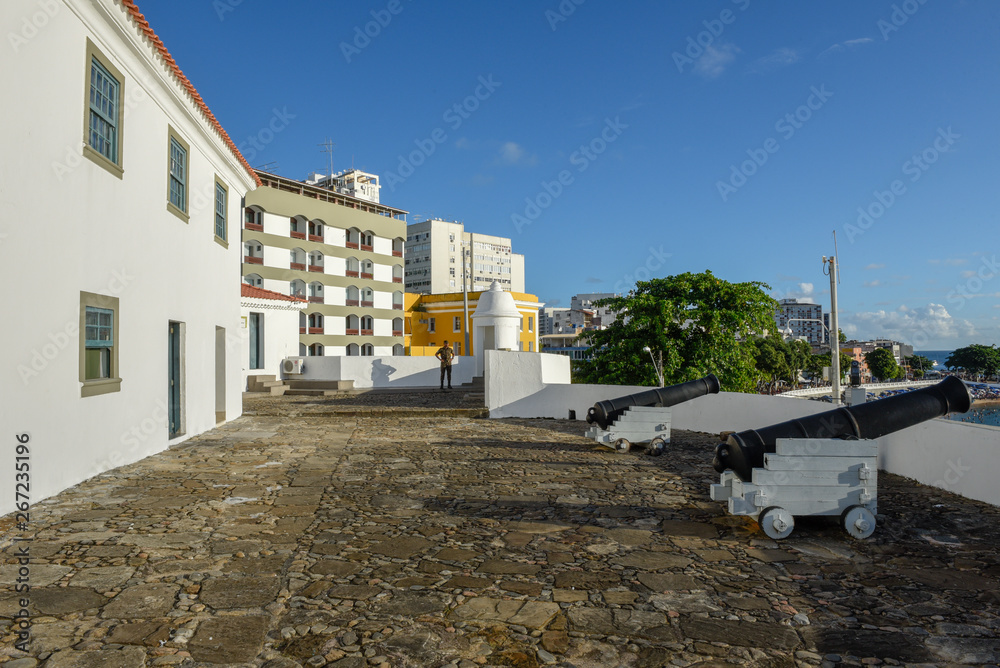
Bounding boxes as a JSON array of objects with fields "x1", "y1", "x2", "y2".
[
  {"x1": 825, "y1": 255, "x2": 841, "y2": 405},
  {"x1": 643, "y1": 346, "x2": 664, "y2": 387}
]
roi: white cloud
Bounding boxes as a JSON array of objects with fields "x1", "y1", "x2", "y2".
[
  {"x1": 864, "y1": 280, "x2": 880, "y2": 288},
  {"x1": 850, "y1": 303, "x2": 975, "y2": 345},
  {"x1": 694, "y1": 43, "x2": 740, "y2": 79},
  {"x1": 497, "y1": 141, "x2": 537, "y2": 166},
  {"x1": 864, "y1": 263, "x2": 885, "y2": 270},
  {"x1": 776, "y1": 282, "x2": 815, "y2": 301},
  {"x1": 819, "y1": 37, "x2": 874, "y2": 58},
  {"x1": 749, "y1": 47, "x2": 800, "y2": 73}
]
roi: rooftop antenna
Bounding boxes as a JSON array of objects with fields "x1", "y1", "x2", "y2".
[
  {"x1": 319, "y1": 138, "x2": 335, "y2": 178},
  {"x1": 254, "y1": 161, "x2": 278, "y2": 173}
]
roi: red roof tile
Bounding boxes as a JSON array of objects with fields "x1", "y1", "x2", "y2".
[
  {"x1": 118, "y1": 1, "x2": 261, "y2": 187},
  {"x1": 241, "y1": 283, "x2": 308, "y2": 303}
]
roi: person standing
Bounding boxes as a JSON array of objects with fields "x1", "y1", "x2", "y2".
[{"x1": 435, "y1": 340, "x2": 455, "y2": 391}]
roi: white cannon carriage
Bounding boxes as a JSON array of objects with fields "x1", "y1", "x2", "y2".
[
  {"x1": 584, "y1": 406, "x2": 671, "y2": 456},
  {"x1": 710, "y1": 438, "x2": 878, "y2": 539}
]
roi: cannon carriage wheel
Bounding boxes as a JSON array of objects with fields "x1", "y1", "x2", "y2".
[
  {"x1": 758, "y1": 506, "x2": 795, "y2": 540},
  {"x1": 841, "y1": 505, "x2": 876, "y2": 539},
  {"x1": 645, "y1": 436, "x2": 666, "y2": 457},
  {"x1": 613, "y1": 438, "x2": 631, "y2": 453}
]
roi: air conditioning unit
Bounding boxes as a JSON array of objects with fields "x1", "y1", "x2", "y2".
[{"x1": 282, "y1": 358, "x2": 304, "y2": 375}]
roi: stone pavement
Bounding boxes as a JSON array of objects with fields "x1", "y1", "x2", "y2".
[{"x1": 2, "y1": 393, "x2": 1000, "y2": 667}]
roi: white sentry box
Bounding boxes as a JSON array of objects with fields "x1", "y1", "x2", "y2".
[
  {"x1": 710, "y1": 438, "x2": 879, "y2": 540},
  {"x1": 584, "y1": 406, "x2": 671, "y2": 457}
]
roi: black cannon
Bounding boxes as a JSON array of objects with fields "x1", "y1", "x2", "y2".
[
  {"x1": 713, "y1": 375, "x2": 973, "y2": 481},
  {"x1": 586, "y1": 374, "x2": 721, "y2": 431}
]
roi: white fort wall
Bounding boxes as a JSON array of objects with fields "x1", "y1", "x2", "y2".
[
  {"x1": 0, "y1": 0, "x2": 255, "y2": 516},
  {"x1": 287, "y1": 356, "x2": 475, "y2": 389},
  {"x1": 485, "y1": 352, "x2": 1000, "y2": 507}
]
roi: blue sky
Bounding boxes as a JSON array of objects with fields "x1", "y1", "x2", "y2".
[{"x1": 139, "y1": 0, "x2": 999, "y2": 349}]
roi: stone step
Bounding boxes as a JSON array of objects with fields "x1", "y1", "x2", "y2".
[
  {"x1": 284, "y1": 389, "x2": 365, "y2": 397},
  {"x1": 262, "y1": 380, "x2": 285, "y2": 388},
  {"x1": 246, "y1": 375, "x2": 280, "y2": 393},
  {"x1": 286, "y1": 380, "x2": 355, "y2": 390},
  {"x1": 269, "y1": 385, "x2": 288, "y2": 396}
]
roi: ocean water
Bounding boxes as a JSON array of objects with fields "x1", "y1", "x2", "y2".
[{"x1": 945, "y1": 406, "x2": 1000, "y2": 428}]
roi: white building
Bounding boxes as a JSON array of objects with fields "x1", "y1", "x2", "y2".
[
  {"x1": 244, "y1": 170, "x2": 407, "y2": 358},
  {"x1": 540, "y1": 307, "x2": 569, "y2": 336},
  {"x1": 774, "y1": 298, "x2": 828, "y2": 347},
  {"x1": 305, "y1": 168, "x2": 382, "y2": 204},
  {"x1": 240, "y1": 284, "x2": 308, "y2": 390},
  {"x1": 0, "y1": 0, "x2": 258, "y2": 515},
  {"x1": 570, "y1": 293, "x2": 619, "y2": 328},
  {"x1": 405, "y1": 219, "x2": 525, "y2": 294}
]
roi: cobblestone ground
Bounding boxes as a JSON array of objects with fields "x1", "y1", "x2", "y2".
[{"x1": 2, "y1": 393, "x2": 1000, "y2": 667}]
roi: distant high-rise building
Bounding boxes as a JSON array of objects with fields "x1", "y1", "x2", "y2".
[
  {"x1": 774, "y1": 298, "x2": 827, "y2": 346},
  {"x1": 404, "y1": 219, "x2": 525, "y2": 294}
]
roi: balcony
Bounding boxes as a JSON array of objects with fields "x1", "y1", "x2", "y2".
[
  {"x1": 244, "y1": 222, "x2": 263, "y2": 232},
  {"x1": 299, "y1": 327, "x2": 306, "y2": 334},
  {"x1": 308, "y1": 296, "x2": 324, "y2": 304},
  {"x1": 346, "y1": 270, "x2": 359, "y2": 278},
  {"x1": 308, "y1": 327, "x2": 323, "y2": 334},
  {"x1": 291, "y1": 292, "x2": 306, "y2": 300},
  {"x1": 346, "y1": 241, "x2": 359, "y2": 249},
  {"x1": 346, "y1": 328, "x2": 359, "y2": 336},
  {"x1": 308, "y1": 264, "x2": 324, "y2": 273},
  {"x1": 290, "y1": 262, "x2": 306, "y2": 271},
  {"x1": 392, "y1": 250, "x2": 403, "y2": 257},
  {"x1": 361, "y1": 244, "x2": 373, "y2": 252},
  {"x1": 308, "y1": 234, "x2": 323, "y2": 242},
  {"x1": 393, "y1": 304, "x2": 403, "y2": 310},
  {"x1": 393, "y1": 330, "x2": 403, "y2": 337},
  {"x1": 346, "y1": 299, "x2": 359, "y2": 306},
  {"x1": 393, "y1": 277, "x2": 403, "y2": 283},
  {"x1": 291, "y1": 231, "x2": 306, "y2": 240},
  {"x1": 361, "y1": 300, "x2": 374, "y2": 308},
  {"x1": 244, "y1": 256, "x2": 263, "y2": 265},
  {"x1": 360, "y1": 329, "x2": 374, "y2": 336},
  {"x1": 361, "y1": 272, "x2": 374, "y2": 279}
]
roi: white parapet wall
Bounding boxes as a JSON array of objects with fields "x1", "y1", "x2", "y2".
[
  {"x1": 484, "y1": 351, "x2": 1000, "y2": 507},
  {"x1": 287, "y1": 355, "x2": 474, "y2": 389}
]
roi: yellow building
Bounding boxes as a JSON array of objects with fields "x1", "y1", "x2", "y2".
[{"x1": 406, "y1": 289, "x2": 540, "y2": 356}]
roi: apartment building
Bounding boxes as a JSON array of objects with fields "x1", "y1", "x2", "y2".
[
  {"x1": 774, "y1": 298, "x2": 828, "y2": 347},
  {"x1": 2, "y1": 0, "x2": 257, "y2": 514},
  {"x1": 405, "y1": 219, "x2": 525, "y2": 294},
  {"x1": 243, "y1": 170, "x2": 407, "y2": 357},
  {"x1": 845, "y1": 339, "x2": 915, "y2": 365},
  {"x1": 570, "y1": 293, "x2": 620, "y2": 328}
]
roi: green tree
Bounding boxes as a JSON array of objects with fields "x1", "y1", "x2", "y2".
[
  {"x1": 752, "y1": 335, "x2": 813, "y2": 393},
  {"x1": 905, "y1": 354, "x2": 933, "y2": 379},
  {"x1": 807, "y1": 351, "x2": 851, "y2": 381},
  {"x1": 839, "y1": 329, "x2": 847, "y2": 344},
  {"x1": 906, "y1": 354, "x2": 934, "y2": 372},
  {"x1": 864, "y1": 348, "x2": 900, "y2": 382},
  {"x1": 575, "y1": 271, "x2": 777, "y2": 392},
  {"x1": 945, "y1": 344, "x2": 1000, "y2": 378},
  {"x1": 752, "y1": 334, "x2": 791, "y2": 394}
]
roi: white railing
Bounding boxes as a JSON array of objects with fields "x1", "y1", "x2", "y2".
[{"x1": 782, "y1": 380, "x2": 937, "y2": 398}]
